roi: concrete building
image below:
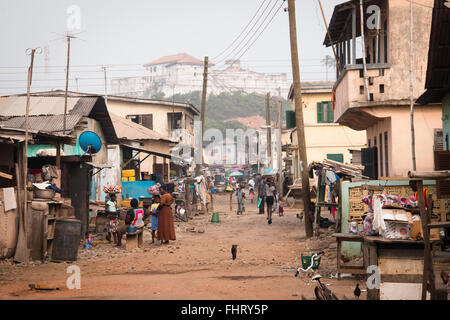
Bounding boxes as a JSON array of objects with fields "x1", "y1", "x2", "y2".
[
  {"x1": 285, "y1": 81, "x2": 367, "y2": 179},
  {"x1": 111, "y1": 53, "x2": 289, "y2": 98},
  {"x1": 324, "y1": 0, "x2": 442, "y2": 177}
]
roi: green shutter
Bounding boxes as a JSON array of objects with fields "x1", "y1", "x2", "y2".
[
  {"x1": 327, "y1": 101, "x2": 334, "y2": 123},
  {"x1": 317, "y1": 102, "x2": 323, "y2": 123}
]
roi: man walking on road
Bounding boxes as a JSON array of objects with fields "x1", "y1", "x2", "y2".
[{"x1": 257, "y1": 175, "x2": 265, "y2": 214}]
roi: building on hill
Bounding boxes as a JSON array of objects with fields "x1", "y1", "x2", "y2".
[
  {"x1": 110, "y1": 53, "x2": 289, "y2": 98},
  {"x1": 284, "y1": 81, "x2": 367, "y2": 180}
]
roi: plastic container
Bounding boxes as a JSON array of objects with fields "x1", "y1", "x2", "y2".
[
  {"x1": 122, "y1": 169, "x2": 135, "y2": 177},
  {"x1": 211, "y1": 212, "x2": 220, "y2": 223},
  {"x1": 51, "y1": 218, "x2": 81, "y2": 262}
]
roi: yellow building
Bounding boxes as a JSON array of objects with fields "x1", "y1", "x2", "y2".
[{"x1": 285, "y1": 82, "x2": 366, "y2": 179}]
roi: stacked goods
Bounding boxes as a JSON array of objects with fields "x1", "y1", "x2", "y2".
[
  {"x1": 122, "y1": 169, "x2": 135, "y2": 182},
  {"x1": 103, "y1": 185, "x2": 122, "y2": 194},
  {"x1": 321, "y1": 159, "x2": 367, "y2": 179}
]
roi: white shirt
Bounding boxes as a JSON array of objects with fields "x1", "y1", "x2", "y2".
[{"x1": 248, "y1": 179, "x2": 255, "y2": 188}]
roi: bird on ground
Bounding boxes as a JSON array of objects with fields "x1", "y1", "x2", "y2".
[
  {"x1": 231, "y1": 245, "x2": 238, "y2": 260},
  {"x1": 354, "y1": 283, "x2": 361, "y2": 299}
]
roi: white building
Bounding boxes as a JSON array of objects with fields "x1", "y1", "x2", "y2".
[{"x1": 111, "y1": 53, "x2": 289, "y2": 98}]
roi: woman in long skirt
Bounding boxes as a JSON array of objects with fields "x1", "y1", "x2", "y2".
[{"x1": 157, "y1": 186, "x2": 176, "y2": 244}]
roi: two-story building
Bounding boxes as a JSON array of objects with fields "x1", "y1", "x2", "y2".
[
  {"x1": 105, "y1": 95, "x2": 200, "y2": 175},
  {"x1": 285, "y1": 81, "x2": 367, "y2": 179},
  {"x1": 324, "y1": 0, "x2": 442, "y2": 177}
]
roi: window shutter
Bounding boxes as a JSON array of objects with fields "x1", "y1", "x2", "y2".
[
  {"x1": 434, "y1": 150, "x2": 450, "y2": 198},
  {"x1": 141, "y1": 114, "x2": 153, "y2": 130},
  {"x1": 327, "y1": 101, "x2": 334, "y2": 123},
  {"x1": 317, "y1": 102, "x2": 323, "y2": 123},
  {"x1": 434, "y1": 129, "x2": 443, "y2": 151}
]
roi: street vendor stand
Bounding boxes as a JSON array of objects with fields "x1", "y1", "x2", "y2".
[{"x1": 332, "y1": 172, "x2": 450, "y2": 300}]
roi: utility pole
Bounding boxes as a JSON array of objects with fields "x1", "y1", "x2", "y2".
[
  {"x1": 287, "y1": 0, "x2": 313, "y2": 237},
  {"x1": 102, "y1": 66, "x2": 108, "y2": 105},
  {"x1": 409, "y1": 0, "x2": 416, "y2": 170},
  {"x1": 276, "y1": 90, "x2": 283, "y2": 195},
  {"x1": 24, "y1": 47, "x2": 40, "y2": 244},
  {"x1": 63, "y1": 34, "x2": 73, "y2": 135},
  {"x1": 317, "y1": 0, "x2": 340, "y2": 74},
  {"x1": 196, "y1": 56, "x2": 208, "y2": 178},
  {"x1": 266, "y1": 92, "x2": 272, "y2": 169}
]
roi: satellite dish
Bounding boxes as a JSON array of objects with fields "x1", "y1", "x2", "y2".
[{"x1": 79, "y1": 131, "x2": 102, "y2": 155}]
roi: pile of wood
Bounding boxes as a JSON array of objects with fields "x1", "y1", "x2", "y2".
[{"x1": 321, "y1": 159, "x2": 368, "y2": 179}]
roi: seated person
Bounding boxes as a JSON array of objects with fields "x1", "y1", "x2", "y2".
[{"x1": 125, "y1": 198, "x2": 150, "y2": 232}]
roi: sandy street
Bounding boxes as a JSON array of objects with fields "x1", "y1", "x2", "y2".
[{"x1": 0, "y1": 192, "x2": 365, "y2": 300}]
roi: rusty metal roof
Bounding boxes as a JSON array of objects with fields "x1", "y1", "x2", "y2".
[
  {"x1": 417, "y1": 0, "x2": 450, "y2": 104},
  {"x1": 0, "y1": 114, "x2": 83, "y2": 132},
  {"x1": 110, "y1": 112, "x2": 174, "y2": 142},
  {"x1": 0, "y1": 94, "x2": 118, "y2": 144}
]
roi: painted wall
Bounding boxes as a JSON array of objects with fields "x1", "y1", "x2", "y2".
[
  {"x1": 366, "y1": 105, "x2": 442, "y2": 177},
  {"x1": 288, "y1": 91, "x2": 367, "y2": 175},
  {"x1": 333, "y1": 0, "x2": 434, "y2": 122},
  {"x1": 106, "y1": 99, "x2": 195, "y2": 146}
]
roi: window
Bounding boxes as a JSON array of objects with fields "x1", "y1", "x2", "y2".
[
  {"x1": 384, "y1": 132, "x2": 389, "y2": 176},
  {"x1": 317, "y1": 101, "x2": 334, "y2": 123},
  {"x1": 374, "y1": 136, "x2": 377, "y2": 147},
  {"x1": 368, "y1": 139, "x2": 371, "y2": 147},
  {"x1": 126, "y1": 114, "x2": 153, "y2": 130},
  {"x1": 379, "y1": 133, "x2": 383, "y2": 176},
  {"x1": 379, "y1": 84, "x2": 385, "y2": 93},
  {"x1": 327, "y1": 153, "x2": 344, "y2": 163}
]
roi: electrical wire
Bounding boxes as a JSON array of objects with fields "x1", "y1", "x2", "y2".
[
  {"x1": 213, "y1": 0, "x2": 275, "y2": 65},
  {"x1": 212, "y1": 0, "x2": 270, "y2": 61}
]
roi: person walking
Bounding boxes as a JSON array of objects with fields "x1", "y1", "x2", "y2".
[
  {"x1": 237, "y1": 183, "x2": 246, "y2": 215},
  {"x1": 157, "y1": 186, "x2": 176, "y2": 244},
  {"x1": 265, "y1": 178, "x2": 276, "y2": 224},
  {"x1": 248, "y1": 176, "x2": 255, "y2": 204},
  {"x1": 257, "y1": 175, "x2": 265, "y2": 214}
]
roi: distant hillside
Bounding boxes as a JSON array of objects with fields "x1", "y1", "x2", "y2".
[{"x1": 164, "y1": 90, "x2": 289, "y2": 133}]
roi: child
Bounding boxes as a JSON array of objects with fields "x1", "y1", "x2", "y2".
[
  {"x1": 237, "y1": 183, "x2": 246, "y2": 215},
  {"x1": 105, "y1": 193, "x2": 120, "y2": 245},
  {"x1": 150, "y1": 195, "x2": 161, "y2": 244}
]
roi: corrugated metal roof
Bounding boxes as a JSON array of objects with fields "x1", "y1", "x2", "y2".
[
  {"x1": 0, "y1": 114, "x2": 83, "y2": 132},
  {"x1": 110, "y1": 113, "x2": 174, "y2": 142},
  {"x1": 0, "y1": 96, "x2": 80, "y2": 117}
]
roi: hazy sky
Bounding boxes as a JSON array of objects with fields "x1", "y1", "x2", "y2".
[{"x1": 0, "y1": 0, "x2": 345, "y2": 95}]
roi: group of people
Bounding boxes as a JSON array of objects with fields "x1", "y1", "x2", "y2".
[
  {"x1": 236, "y1": 175, "x2": 283, "y2": 225},
  {"x1": 104, "y1": 186, "x2": 176, "y2": 247}
]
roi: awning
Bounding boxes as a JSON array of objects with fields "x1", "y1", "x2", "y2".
[{"x1": 120, "y1": 143, "x2": 186, "y2": 164}]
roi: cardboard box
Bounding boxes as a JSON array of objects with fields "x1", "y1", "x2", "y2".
[
  {"x1": 384, "y1": 221, "x2": 411, "y2": 240},
  {"x1": 410, "y1": 220, "x2": 423, "y2": 240}
]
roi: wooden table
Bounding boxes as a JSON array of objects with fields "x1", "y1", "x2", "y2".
[{"x1": 332, "y1": 233, "x2": 366, "y2": 279}]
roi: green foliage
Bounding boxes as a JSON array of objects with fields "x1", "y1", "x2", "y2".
[{"x1": 164, "y1": 90, "x2": 290, "y2": 123}]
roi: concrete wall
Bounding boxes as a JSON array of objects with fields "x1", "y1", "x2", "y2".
[
  {"x1": 106, "y1": 99, "x2": 195, "y2": 146},
  {"x1": 289, "y1": 91, "x2": 367, "y2": 171},
  {"x1": 366, "y1": 104, "x2": 442, "y2": 177}
]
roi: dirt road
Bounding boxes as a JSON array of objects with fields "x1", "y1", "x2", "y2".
[{"x1": 0, "y1": 192, "x2": 365, "y2": 300}]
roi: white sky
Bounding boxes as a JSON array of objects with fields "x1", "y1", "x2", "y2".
[{"x1": 0, "y1": 0, "x2": 345, "y2": 95}]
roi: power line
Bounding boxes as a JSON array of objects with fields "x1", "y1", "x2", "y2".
[
  {"x1": 213, "y1": 0, "x2": 276, "y2": 65},
  {"x1": 212, "y1": 0, "x2": 269, "y2": 60}
]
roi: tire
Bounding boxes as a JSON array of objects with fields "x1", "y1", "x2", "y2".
[{"x1": 314, "y1": 286, "x2": 326, "y2": 300}]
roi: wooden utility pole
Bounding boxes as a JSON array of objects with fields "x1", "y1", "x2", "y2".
[
  {"x1": 63, "y1": 35, "x2": 72, "y2": 135},
  {"x1": 317, "y1": 0, "x2": 340, "y2": 74},
  {"x1": 287, "y1": 0, "x2": 313, "y2": 237},
  {"x1": 409, "y1": 0, "x2": 417, "y2": 170},
  {"x1": 275, "y1": 92, "x2": 283, "y2": 194},
  {"x1": 103, "y1": 66, "x2": 108, "y2": 105},
  {"x1": 195, "y1": 56, "x2": 208, "y2": 177},
  {"x1": 266, "y1": 92, "x2": 272, "y2": 169}
]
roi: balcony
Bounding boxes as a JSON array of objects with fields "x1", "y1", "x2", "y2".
[{"x1": 334, "y1": 63, "x2": 390, "y2": 129}]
